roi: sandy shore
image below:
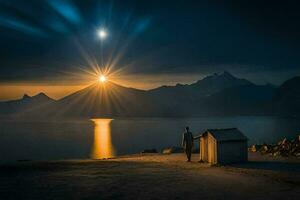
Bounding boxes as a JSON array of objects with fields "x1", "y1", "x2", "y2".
[{"x1": 0, "y1": 153, "x2": 300, "y2": 200}]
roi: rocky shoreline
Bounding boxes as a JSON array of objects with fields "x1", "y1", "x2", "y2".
[{"x1": 249, "y1": 135, "x2": 300, "y2": 157}]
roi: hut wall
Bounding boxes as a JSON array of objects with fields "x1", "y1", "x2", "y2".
[{"x1": 217, "y1": 140, "x2": 248, "y2": 164}]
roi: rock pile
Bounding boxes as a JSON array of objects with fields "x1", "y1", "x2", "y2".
[{"x1": 249, "y1": 135, "x2": 300, "y2": 157}]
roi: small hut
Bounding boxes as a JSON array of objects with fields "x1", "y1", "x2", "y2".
[{"x1": 199, "y1": 128, "x2": 248, "y2": 165}]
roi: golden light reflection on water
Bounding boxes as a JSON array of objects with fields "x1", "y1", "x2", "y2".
[{"x1": 90, "y1": 119, "x2": 115, "y2": 159}]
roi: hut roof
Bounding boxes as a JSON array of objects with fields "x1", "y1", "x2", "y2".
[{"x1": 205, "y1": 128, "x2": 248, "y2": 142}]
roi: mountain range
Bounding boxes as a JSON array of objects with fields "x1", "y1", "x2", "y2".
[
  {"x1": 0, "y1": 93, "x2": 54, "y2": 116},
  {"x1": 0, "y1": 71, "x2": 299, "y2": 119}
]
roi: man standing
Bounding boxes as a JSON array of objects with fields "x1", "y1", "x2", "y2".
[{"x1": 182, "y1": 126, "x2": 194, "y2": 162}]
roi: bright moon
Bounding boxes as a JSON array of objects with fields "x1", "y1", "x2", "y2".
[
  {"x1": 97, "y1": 29, "x2": 107, "y2": 39},
  {"x1": 99, "y1": 75, "x2": 107, "y2": 82}
]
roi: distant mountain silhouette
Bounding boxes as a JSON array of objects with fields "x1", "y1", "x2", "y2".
[
  {"x1": 1, "y1": 72, "x2": 299, "y2": 119},
  {"x1": 144, "y1": 71, "x2": 255, "y2": 114},
  {"x1": 51, "y1": 82, "x2": 151, "y2": 117},
  {"x1": 0, "y1": 93, "x2": 54, "y2": 115},
  {"x1": 272, "y1": 76, "x2": 300, "y2": 116},
  {"x1": 16, "y1": 82, "x2": 161, "y2": 118},
  {"x1": 149, "y1": 71, "x2": 252, "y2": 99},
  {"x1": 193, "y1": 84, "x2": 277, "y2": 116}
]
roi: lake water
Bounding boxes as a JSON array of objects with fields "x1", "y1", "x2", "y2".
[{"x1": 0, "y1": 116, "x2": 299, "y2": 162}]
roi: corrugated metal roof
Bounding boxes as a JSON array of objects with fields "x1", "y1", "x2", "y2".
[{"x1": 205, "y1": 128, "x2": 248, "y2": 142}]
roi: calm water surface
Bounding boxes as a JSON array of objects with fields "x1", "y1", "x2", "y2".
[{"x1": 0, "y1": 116, "x2": 299, "y2": 162}]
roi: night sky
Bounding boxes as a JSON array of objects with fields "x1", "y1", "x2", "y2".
[{"x1": 0, "y1": 0, "x2": 300, "y2": 99}]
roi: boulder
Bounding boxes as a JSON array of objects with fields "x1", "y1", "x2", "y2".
[{"x1": 259, "y1": 143, "x2": 269, "y2": 154}]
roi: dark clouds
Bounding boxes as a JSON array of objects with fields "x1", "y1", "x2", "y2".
[{"x1": 0, "y1": 0, "x2": 300, "y2": 84}]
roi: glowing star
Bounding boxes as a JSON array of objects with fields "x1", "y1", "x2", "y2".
[
  {"x1": 99, "y1": 75, "x2": 107, "y2": 82},
  {"x1": 97, "y1": 29, "x2": 107, "y2": 40}
]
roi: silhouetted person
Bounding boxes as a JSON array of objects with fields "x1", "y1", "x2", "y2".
[{"x1": 182, "y1": 126, "x2": 194, "y2": 162}]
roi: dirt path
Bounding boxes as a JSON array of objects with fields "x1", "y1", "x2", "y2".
[{"x1": 0, "y1": 153, "x2": 299, "y2": 200}]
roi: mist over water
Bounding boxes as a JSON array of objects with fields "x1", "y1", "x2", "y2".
[{"x1": 0, "y1": 116, "x2": 299, "y2": 162}]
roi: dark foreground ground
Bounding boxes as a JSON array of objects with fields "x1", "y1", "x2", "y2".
[{"x1": 0, "y1": 153, "x2": 300, "y2": 200}]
